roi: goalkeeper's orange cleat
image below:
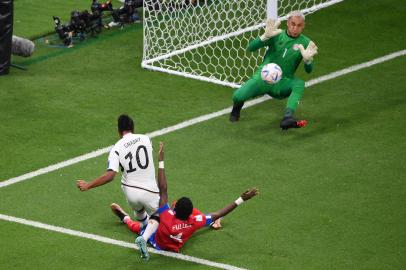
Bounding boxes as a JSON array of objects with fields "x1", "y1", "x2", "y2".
[
  {"x1": 280, "y1": 116, "x2": 307, "y2": 130},
  {"x1": 297, "y1": 120, "x2": 308, "y2": 128}
]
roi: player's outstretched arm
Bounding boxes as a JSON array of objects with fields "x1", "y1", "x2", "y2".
[
  {"x1": 76, "y1": 170, "x2": 116, "y2": 191},
  {"x1": 298, "y1": 41, "x2": 318, "y2": 64},
  {"x1": 261, "y1": 19, "x2": 282, "y2": 41},
  {"x1": 157, "y1": 142, "x2": 168, "y2": 207},
  {"x1": 248, "y1": 19, "x2": 282, "y2": 52},
  {"x1": 209, "y1": 188, "x2": 259, "y2": 222}
]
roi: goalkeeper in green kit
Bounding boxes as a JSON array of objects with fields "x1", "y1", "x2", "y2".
[{"x1": 230, "y1": 11, "x2": 318, "y2": 130}]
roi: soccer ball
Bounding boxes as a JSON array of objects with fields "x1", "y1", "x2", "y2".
[{"x1": 261, "y1": 63, "x2": 282, "y2": 84}]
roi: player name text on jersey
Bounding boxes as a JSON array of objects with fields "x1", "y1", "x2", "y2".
[
  {"x1": 172, "y1": 223, "x2": 192, "y2": 231},
  {"x1": 124, "y1": 138, "x2": 140, "y2": 148}
]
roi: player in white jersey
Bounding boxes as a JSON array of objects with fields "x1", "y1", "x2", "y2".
[{"x1": 76, "y1": 114, "x2": 159, "y2": 225}]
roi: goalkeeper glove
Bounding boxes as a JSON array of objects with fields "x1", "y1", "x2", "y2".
[
  {"x1": 260, "y1": 19, "x2": 282, "y2": 41},
  {"x1": 297, "y1": 41, "x2": 318, "y2": 64}
]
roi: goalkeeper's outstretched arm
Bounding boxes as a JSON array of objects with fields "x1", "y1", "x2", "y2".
[
  {"x1": 298, "y1": 41, "x2": 318, "y2": 73},
  {"x1": 247, "y1": 19, "x2": 282, "y2": 52}
]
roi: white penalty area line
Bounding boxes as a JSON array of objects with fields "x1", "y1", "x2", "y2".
[
  {"x1": 0, "y1": 213, "x2": 247, "y2": 270},
  {"x1": 1, "y1": 49, "x2": 405, "y2": 189}
]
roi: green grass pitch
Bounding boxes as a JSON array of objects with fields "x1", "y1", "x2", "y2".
[{"x1": 1, "y1": 0, "x2": 405, "y2": 269}]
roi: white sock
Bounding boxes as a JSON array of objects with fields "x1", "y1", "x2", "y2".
[
  {"x1": 142, "y1": 219, "x2": 159, "y2": 241},
  {"x1": 136, "y1": 210, "x2": 148, "y2": 225}
]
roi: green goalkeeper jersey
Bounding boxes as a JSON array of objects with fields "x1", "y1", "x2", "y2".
[{"x1": 248, "y1": 30, "x2": 313, "y2": 78}]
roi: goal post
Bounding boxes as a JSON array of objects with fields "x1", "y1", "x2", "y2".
[
  {"x1": 142, "y1": 0, "x2": 344, "y2": 88},
  {"x1": 267, "y1": 0, "x2": 277, "y2": 20}
]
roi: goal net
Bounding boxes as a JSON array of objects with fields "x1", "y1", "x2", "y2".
[{"x1": 142, "y1": 0, "x2": 343, "y2": 88}]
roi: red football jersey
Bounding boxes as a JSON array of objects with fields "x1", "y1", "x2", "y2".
[{"x1": 154, "y1": 204, "x2": 212, "y2": 252}]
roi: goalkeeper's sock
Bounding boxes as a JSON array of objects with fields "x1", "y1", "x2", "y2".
[
  {"x1": 229, "y1": 102, "x2": 244, "y2": 122},
  {"x1": 284, "y1": 108, "x2": 294, "y2": 118}
]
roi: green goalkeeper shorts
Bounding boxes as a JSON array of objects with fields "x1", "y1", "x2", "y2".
[{"x1": 232, "y1": 70, "x2": 305, "y2": 112}]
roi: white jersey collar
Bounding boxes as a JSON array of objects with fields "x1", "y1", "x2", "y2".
[{"x1": 122, "y1": 132, "x2": 133, "y2": 138}]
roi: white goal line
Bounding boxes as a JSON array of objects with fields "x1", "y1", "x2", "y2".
[
  {"x1": 0, "y1": 213, "x2": 247, "y2": 270},
  {"x1": 0, "y1": 49, "x2": 405, "y2": 190}
]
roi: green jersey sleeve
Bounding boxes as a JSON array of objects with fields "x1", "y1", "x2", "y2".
[
  {"x1": 247, "y1": 38, "x2": 266, "y2": 52},
  {"x1": 304, "y1": 62, "x2": 313, "y2": 73},
  {"x1": 247, "y1": 36, "x2": 276, "y2": 52}
]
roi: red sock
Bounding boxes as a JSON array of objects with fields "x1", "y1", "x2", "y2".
[{"x1": 125, "y1": 218, "x2": 141, "y2": 234}]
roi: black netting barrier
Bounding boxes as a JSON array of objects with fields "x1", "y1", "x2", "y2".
[{"x1": 0, "y1": 0, "x2": 13, "y2": 75}]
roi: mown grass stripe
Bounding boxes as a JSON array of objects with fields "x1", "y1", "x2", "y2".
[
  {"x1": 15, "y1": 24, "x2": 141, "y2": 67},
  {"x1": 1, "y1": 49, "x2": 404, "y2": 189}
]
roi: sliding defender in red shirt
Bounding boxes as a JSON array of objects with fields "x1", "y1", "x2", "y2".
[{"x1": 111, "y1": 142, "x2": 259, "y2": 260}]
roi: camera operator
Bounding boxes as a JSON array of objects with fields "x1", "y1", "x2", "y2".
[
  {"x1": 90, "y1": 0, "x2": 113, "y2": 29},
  {"x1": 108, "y1": 0, "x2": 143, "y2": 28},
  {"x1": 53, "y1": 0, "x2": 113, "y2": 47}
]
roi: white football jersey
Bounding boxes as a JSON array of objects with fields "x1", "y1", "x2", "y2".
[{"x1": 108, "y1": 133, "x2": 158, "y2": 192}]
